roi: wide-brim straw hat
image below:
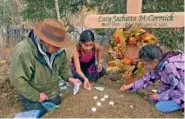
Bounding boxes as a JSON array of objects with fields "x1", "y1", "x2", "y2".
[{"x1": 33, "y1": 18, "x2": 73, "y2": 48}]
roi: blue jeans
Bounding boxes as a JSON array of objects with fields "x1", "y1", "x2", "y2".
[
  {"x1": 149, "y1": 98, "x2": 181, "y2": 113},
  {"x1": 19, "y1": 94, "x2": 61, "y2": 116}
]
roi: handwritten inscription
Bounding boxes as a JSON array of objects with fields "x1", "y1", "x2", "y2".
[
  {"x1": 98, "y1": 13, "x2": 174, "y2": 27},
  {"x1": 84, "y1": 12, "x2": 184, "y2": 28}
]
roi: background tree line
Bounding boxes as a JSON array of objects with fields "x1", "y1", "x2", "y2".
[{"x1": 0, "y1": 0, "x2": 184, "y2": 50}]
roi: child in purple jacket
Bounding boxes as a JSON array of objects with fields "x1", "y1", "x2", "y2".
[{"x1": 120, "y1": 45, "x2": 184, "y2": 113}]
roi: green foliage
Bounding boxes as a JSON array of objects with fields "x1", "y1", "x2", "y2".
[
  {"x1": 153, "y1": 28, "x2": 184, "y2": 50},
  {"x1": 142, "y1": 0, "x2": 184, "y2": 12},
  {"x1": 91, "y1": 0, "x2": 126, "y2": 36},
  {"x1": 0, "y1": 0, "x2": 20, "y2": 28},
  {"x1": 20, "y1": 0, "x2": 87, "y2": 24},
  {"x1": 86, "y1": 0, "x2": 127, "y2": 14},
  {"x1": 95, "y1": 29, "x2": 106, "y2": 36},
  {"x1": 19, "y1": 0, "x2": 184, "y2": 50},
  {"x1": 142, "y1": 0, "x2": 184, "y2": 50},
  {"x1": 20, "y1": 0, "x2": 56, "y2": 23},
  {"x1": 95, "y1": 0, "x2": 184, "y2": 50}
]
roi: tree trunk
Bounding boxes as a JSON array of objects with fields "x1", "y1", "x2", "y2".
[{"x1": 54, "y1": 0, "x2": 60, "y2": 21}]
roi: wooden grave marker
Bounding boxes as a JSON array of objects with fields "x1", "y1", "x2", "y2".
[{"x1": 84, "y1": 0, "x2": 184, "y2": 84}]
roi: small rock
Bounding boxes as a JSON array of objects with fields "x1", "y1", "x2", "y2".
[
  {"x1": 130, "y1": 105, "x2": 134, "y2": 108},
  {"x1": 151, "y1": 89, "x2": 157, "y2": 93},
  {"x1": 101, "y1": 98, "x2": 105, "y2": 101}
]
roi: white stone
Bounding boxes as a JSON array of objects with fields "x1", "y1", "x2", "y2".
[
  {"x1": 101, "y1": 98, "x2": 105, "y2": 101},
  {"x1": 109, "y1": 101, "x2": 114, "y2": 105},
  {"x1": 104, "y1": 95, "x2": 109, "y2": 99},
  {"x1": 130, "y1": 105, "x2": 134, "y2": 108},
  {"x1": 93, "y1": 96, "x2": 98, "y2": 100},
  {"x1": 97, "y1": 102, "x2": 101, "y2": 106},
  {"x1": 91, "y1": 107, "x2": 96, "y2": 112}
]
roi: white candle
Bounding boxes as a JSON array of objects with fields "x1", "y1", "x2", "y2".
[
  {"x1": 101, "y1": 98, "x2": 105, "y2": 101},
  {"x1": 104, "y1": 95, "x2": 109, "y2": 99},
  {"x1": 93, "y1": 96, "x2": 98, "y2": 100},
  {"x1": 109, "y1": 101, "x2": 114, "y2": 105},
  {"x1": 91, "y1": 107, "x2": 96, "y2": 112},
  {"x1": 97, "y1": 102, "x2": 101, "y2": 106}
]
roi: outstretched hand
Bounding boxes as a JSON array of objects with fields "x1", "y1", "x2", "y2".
[
  {"x1": 150, "y1": 93, "x2": 158, "y2": 100},
  {"x1": 83, "y1": 79, "x2": 91, "y2": 89},
  {"x1": 119, "y1": 84, "x2": 133, "y2": 92},
  {"x1": 97, "y1": 64, "x2": 102, "y2": 72}
]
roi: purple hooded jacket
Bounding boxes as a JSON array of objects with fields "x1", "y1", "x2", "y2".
[{"x1": 129, "y1": 51, "x2": 184, "y2": 108}]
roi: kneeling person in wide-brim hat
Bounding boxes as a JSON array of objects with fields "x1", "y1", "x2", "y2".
[{"x1": 10, "y1": 18, "x2": 81, "y2": 116}]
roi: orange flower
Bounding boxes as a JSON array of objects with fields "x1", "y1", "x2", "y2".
[
  {"x1": 114, "y1": 36, "x2": 120, "y2": 43},
  {"x1": 122, "y1": 57, "x2": 132, "y2": 65},
  {"x1": 127, "y1": 37, "x2": 137, "y2": 45}
]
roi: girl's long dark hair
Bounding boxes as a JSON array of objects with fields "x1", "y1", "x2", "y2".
[
  {"x1": 77, "y1": 30, "x2": 95, "y2": 51},
  {"x1": 79, "y1": 30, "x2": 95, "y2": 43},
  {"x1": 139, "y1": 45, "x2": 163, "y2": 61},
  {"x1": 139, "y1": 45, "x2": 182, "y2": 62}
]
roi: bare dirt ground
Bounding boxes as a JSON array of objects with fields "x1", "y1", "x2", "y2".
[
  {"x1": 0, "y1": 62, "x2": 22, "y2": 118},
  {"x1": 0, "y1": 47, "x2": 184, "y2": 118},
  {"x1": 0, "y1": 63, "x2": 183, "y2": 118},
  {"x1": 43, "y1": 77, "x2": 184, "y2": 118}
]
